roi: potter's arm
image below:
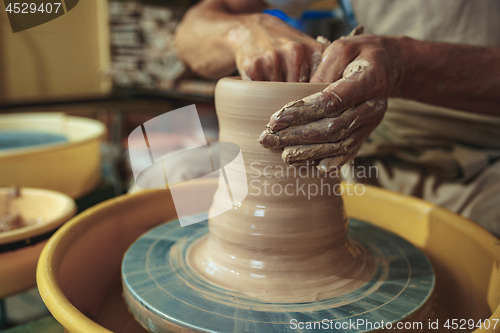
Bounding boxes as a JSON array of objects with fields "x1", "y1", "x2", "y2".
[
  {"x1": 174, "y1": 0, "x2": 266, "y2": 79},
  {"x1": 174, "y1": 0, "x2": 324, "y2": 81},
  {"x1": 390, "y1": 38, "x2": 500, "y2": 116},
  {"x1": 309, "y1": 36, "x2": 500, "y2": 116},
  {"x1": 260, "y1": 35, "x2": 500, "y2": 171}
]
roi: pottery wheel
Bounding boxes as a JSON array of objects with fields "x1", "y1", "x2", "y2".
[{"x1": 122, "y1": 215, "x2": 434, "y2": 333}]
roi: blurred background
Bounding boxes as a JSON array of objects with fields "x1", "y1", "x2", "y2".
[
  {"x1": 0, "y1": 0, "x2": 352, "y2": 331},
  {"x1": 0, "y1": 0, "x2": 352, "y2": 199}
]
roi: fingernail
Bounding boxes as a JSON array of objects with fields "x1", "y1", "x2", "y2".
[
  {"x1": 268, "y1": 115, "x2": 288, "y2": 132},
  {"x1": 258, "y1": 131, "x2": 279, "y2": 148},
  {"x1": 309, "y1": 76, "x2": 324, "y2": 83},
  {"x1": 282, "y1": 145, "x2": 318, "y2": 164},
  {"x1": 299, "y1": 61, "x2": 309, "y2": 83},
  {"x1": 282, "y1": 147, "x2": 297, "y2": 164},
  {"x1": 268, "y1": 99, "x2": 306, "y2": 132}
]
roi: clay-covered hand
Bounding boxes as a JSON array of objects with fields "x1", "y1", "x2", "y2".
[
  {"x1": 259, "y1": 34, "x2": 404, "y2": 171},
  {"x1": 231, "y1": 13, "x2": 327, "y2": 82}
]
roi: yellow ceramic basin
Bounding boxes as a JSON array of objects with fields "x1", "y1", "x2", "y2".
[
  {"x1": 37, "y1": 179, "x2": 500, "y2": 332},
  {"x1": 0, "y1": 187, "x2": 76, "y2": 298},
  {"x1": 0, "y1": 113, "x2": 105, "y2": 198}
]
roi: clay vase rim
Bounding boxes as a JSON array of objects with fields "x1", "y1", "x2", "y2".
[{"x1": 219, "y1": 76, "x2": 330, "y2": 88}]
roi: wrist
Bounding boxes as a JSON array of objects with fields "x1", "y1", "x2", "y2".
[{"x1": 385, "y1": 36, "x2": 414, "y2": 98}]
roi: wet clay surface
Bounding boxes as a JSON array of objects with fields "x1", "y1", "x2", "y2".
[{"x1": 187, "y1": 78, "x2": 375, "y2": 303}]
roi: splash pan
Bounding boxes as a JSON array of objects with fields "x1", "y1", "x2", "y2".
[{"x1": 37, "y1": 179, "x2": 500, "y2": 332}]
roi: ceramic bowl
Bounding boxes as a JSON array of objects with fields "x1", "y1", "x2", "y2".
[
  {"x1": 37, "y1": 179, "x2": 500, "y2": 333},
  {"x1": 0, "y1": 113, "x2": 105, "y2": 198},
  {"x1": 0, "y1": 187, "x2": 76, "y2": 298}
]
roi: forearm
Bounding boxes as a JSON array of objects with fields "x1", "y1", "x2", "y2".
[
  {"x1": 258, "y1": 34, "x2": 500, "y2": 169},
  {"x1": 174, "y1": 0, "x2": 266, "y2": 79},
  {"x1": 396, "y1": 37, "x2": 500, "y2": 115}
]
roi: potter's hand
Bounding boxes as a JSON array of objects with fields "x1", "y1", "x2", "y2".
[
  {"x1": 175, "y1": 0, "x2": 327, "y2": 81},
  {"x1": 232, "y1": 14, "x2": 326, "y2": 82},
  {"x1": 259, "y1": 34, "x2": 404, "y2": 171}
]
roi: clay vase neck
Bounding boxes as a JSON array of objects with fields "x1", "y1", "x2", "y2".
[{"x1": 188, "y1": 77, "x2": 373, "y2": 303}]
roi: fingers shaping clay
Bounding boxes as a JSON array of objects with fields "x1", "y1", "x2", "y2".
[
  {"x1": 122, "y1": 77, "x2": 435, "y2": 333},
  {"x1": 187, "y1": 77, "x2": 375, "y2": 303}
]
